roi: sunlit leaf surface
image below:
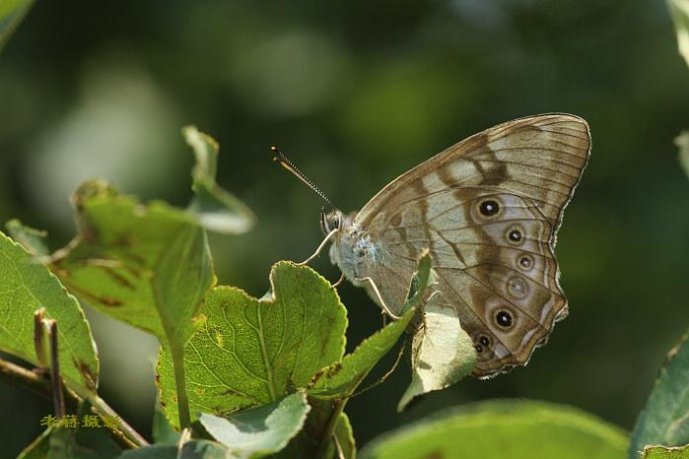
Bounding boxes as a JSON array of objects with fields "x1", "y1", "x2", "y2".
[
  {"x1": 157, "y1": 262, "x2": 347, "y2": 428},
  {"x1": 360, "y1": 400, "x2": 628, "y2": 459}
]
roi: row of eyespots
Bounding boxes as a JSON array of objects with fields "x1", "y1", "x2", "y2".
[
  {"x1": 475, "y1": 310, "x2": 514, "y2": 353},
  {"x1": 476, "y1": 199, "x2": 517, "y2": 354},
  {"x1": 477, "y1": 336, "x2": 550, "y2": 357},
  {"x1": 478, "y1": 198, "x2": 536, "y2": 269},
  {"x1": 474, "y1": 199, "x2": 543, "y2": 355},
  {"x1": 478, "y1": 198, "x2": 533, "y2": 292},
  {"x1": 479, "y1": 198, "x2": 528, "y2": 245}
]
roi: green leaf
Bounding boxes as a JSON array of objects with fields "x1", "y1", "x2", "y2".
[
  {"x1": 51, "y1": 180, "x2": 214, "y2": 344},
  {"x1": 668, "y1": 0, "x2": 689, "y2": 70},
  {"x1": 308, "y1": 304, "x2": 416, "y2": 398},
  {"x1": 6, "y1": 219, "x2": 49, "y2": 257},
  {"x1": 51, "y1": 180, "x2": 215, "y2": 427},
  {"x1": 630, "y1": 330, "x2": 689, "y2": 457},
  {"x1": 398, "y1": 303, "x2": 477, "y2": 411},
  {"x1": 642, "y1": 445, "x2": 689, "y2": 459},
  {"x1": 0, "y1": 231, "x2": 99, "y2": 396},
  {"x1": 157, "y1": 262, "x2": 347, "y2": 428},
  {"x1": 183, "y1": 125, "x2": 255, "y2": 234},
  {"x1": 359, "y1": 400, "x2": 628, "y2": 459},
  {"x1": 199, "y1": 392, "x2": 310, "y2": 458},
  {"x1": 309, "y1": 250, "x2": 430, "y2": 399},
  {"x1": 0, "y1": 0, "x2": 34, "y2": 53}
]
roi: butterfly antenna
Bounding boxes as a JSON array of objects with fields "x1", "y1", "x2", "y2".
[{"x1": 271, "y1": 146, "x2": 336, "y2": 210}]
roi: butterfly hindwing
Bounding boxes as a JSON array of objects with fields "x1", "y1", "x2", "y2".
[{"x1": 343, "y1": 113, "x2": 590, "y2": 377}]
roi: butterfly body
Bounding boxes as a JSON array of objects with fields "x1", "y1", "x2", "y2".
[{"x1": 322, "y1": 114, "x2": 591, "y2": 378}]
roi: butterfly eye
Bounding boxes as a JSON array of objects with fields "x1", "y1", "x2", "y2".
[
  {"x1": 495, "y1": 310, "x2": 513, "y2": 328},
  {"x1": 478, "y1": 199, "x2": 500, "y2": 217},
  {"x1": 320, "y1": 211, "x2": 342, "y2": 234}
]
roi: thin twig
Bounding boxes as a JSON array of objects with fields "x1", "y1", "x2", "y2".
[
  {"x1": 48, "y1": 321, "x2": 66, "y2": 418},
  {"x1": 0, "y1": 357, "x2": 51, "y2": 396},
  {"x1": 87, "y1": 394, "x2": 148, "y2": 448}
]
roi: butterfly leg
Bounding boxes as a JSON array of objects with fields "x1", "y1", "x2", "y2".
[
  {"x1": 354, "y1": 276, "x2": 401, "y2": 320},
  {"x1": 331, "y1": 272, "x2": 345, "y2": 288},
  {"x1": 350, "y1": 336, "x2": 407, "y2": 397},
  {"x1": 296, "y1": 228, "x2": 338, "y2": 266}
]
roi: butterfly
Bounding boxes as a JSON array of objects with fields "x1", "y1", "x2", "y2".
[{"x1": 278, "y1": 114, "x2": 590, "y2": 378}]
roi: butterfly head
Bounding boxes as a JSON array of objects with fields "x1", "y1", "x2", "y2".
[{"x1": 320, "y1": 208, "x2": 344, "y2": 235}]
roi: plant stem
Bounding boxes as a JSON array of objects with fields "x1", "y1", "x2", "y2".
[
  {"x1": 170, "y1": 340, "x2": 191, "y2": 429},
  {"x1": 316, "y1": 398, "x2": 347, "y2": 459},
  {"x1": 87, "y1": 393, "x2": 149, "y2": 448},
  {"x1": 0, "y1": 357, "x2": 50, "y2": 396},
  {"x1": 48, "y1": 321, "x2": 66, "y2": 418}
]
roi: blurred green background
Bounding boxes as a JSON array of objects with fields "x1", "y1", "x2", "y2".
[{"x1": 2, "y1": 0, "x2": 689, "y2": 456}]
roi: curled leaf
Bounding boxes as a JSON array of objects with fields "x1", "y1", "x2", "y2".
[{"x1": 183, "y1": 125, "x2": 255, "y2": 234}]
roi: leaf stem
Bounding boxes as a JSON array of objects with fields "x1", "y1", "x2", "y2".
[
  {"x1": 169, "y1": 340, "x2": 192, "y2": 429},
  {"x1": 256, "y1": 305, "x2": 277, "y2": 400}
]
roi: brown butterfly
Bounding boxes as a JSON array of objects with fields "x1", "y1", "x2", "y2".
[{"x1": 280, "y1": 114, "x2": 590, "y2": 378}]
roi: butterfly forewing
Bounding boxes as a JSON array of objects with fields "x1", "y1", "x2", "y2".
[{"x1": 348, "y1": 114, "x2": 590, "y2": 377}]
